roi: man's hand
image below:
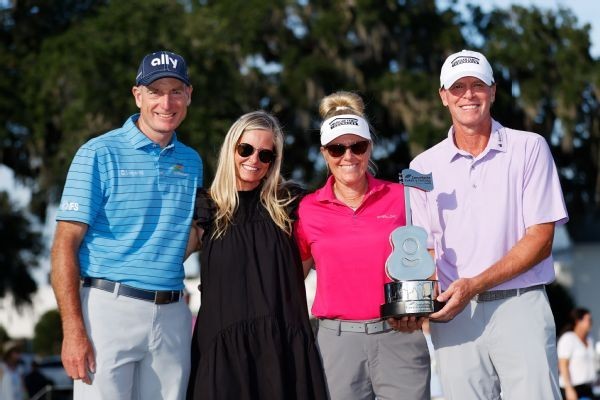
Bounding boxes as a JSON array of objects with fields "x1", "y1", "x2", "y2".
[
  {"x1": 61, "y1": 328, "x2": 96, "y2": 384},
  {"x1": 387, "y1": 316, "x2": 426, "y2": 332},
  {"x1": 429, "y1": 278, "x2": 477, "y2": 322}
]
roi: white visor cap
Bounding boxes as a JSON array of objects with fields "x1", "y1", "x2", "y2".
[{"x1": 320, "y1": 114, "x2": 371, "y2": 146}]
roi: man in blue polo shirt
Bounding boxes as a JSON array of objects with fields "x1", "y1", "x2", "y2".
[{"x1": 51, "y1": 50, "x2": 203, "y2": 400}]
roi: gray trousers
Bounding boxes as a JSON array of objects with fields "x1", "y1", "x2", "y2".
[
  {"x1": 430, "y1": 288, "x2": 561, "y2": 400},
  {"x1": 317, "y1": 321, "x2": 430, "y2": 400},
  {"x1": 74, "y1": 285, "x2": 192, "y2": 400}
]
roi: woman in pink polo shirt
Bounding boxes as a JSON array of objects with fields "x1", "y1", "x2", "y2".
[{"x1": 295, "y1": 91, "x2": 430, "y2": 400}]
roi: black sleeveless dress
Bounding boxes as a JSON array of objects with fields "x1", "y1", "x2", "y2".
[{"x1": 187, "y1": 187, "x2": 327, "y2": 400}]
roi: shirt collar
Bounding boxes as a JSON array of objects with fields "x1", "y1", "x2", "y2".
[
  {"x1": 443, "y1": 118, "x2": 507, "y2": 162},
  {"x1": 123, "y1": 114, "x2": 177, "y2": 150},
  {"x1": 316, "y1": 173, "x2": 386, "y2": 204}
]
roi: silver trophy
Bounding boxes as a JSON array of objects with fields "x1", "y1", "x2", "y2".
[{"x1": 380, "y1": 169, "x2": 439, "y2": 318}]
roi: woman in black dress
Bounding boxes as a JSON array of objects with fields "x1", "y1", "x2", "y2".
[{"x1": 187, "y1": 111, "x2": 327, "y2": 400}]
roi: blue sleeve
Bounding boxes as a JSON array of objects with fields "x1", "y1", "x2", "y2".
[{"x1": 56, "y1": 145, "x2": 105, "y2": 225}]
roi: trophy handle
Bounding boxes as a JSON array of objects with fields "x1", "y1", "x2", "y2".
[{"x1": 385, "y1": 225, "x2": 435, "y2": 281}]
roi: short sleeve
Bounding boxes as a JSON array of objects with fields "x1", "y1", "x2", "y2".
[
  {"x1": 557, "y1": 333, "x2": 575, "y2": 359},
  {"x1": 294, "y1": 209, "x2": 312, "y2": 261},
  {"x1": 56, "y1": 145, "x2": 104, "y2": 225},
  {"x1": 522, "y1": 137, "x2": 568, "y2": 227}
]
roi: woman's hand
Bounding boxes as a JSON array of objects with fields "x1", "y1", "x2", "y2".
[{"x1": 387, "y1": 316, "x2": 425, "y2": 332}]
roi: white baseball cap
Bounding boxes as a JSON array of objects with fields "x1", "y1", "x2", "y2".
[{"x1": 440, "y1": 50, "x2": 494, "y2": 89}]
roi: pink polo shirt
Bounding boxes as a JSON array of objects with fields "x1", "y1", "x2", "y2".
[
  {"x1": 409, "y1": 119, "x2": 568, "y2": 291},
  {"x1": 295, "y1": 174, "x2": 406, "y2": 320}
]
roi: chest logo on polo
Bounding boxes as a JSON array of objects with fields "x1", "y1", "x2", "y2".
[
  {"x1": 120, "y1": 169, "x2": 145, "y2": 177},
  {"x1": 170, "y1": 163, "x2": 188, "y2": 176}
]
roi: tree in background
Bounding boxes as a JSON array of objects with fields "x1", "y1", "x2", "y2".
[
  {"x1": 0, "y1": 0, "x2": 598, "y2": 306},
  {"x1": 468, "y1": 4, "x2": 600, "y2": 241},
  {"x1": 32, "y1": 309, "x2": 62, "y2": 356},
  {"x1": 0, "y1": 192, "x2": 42, "y2": 306},
  {"x1": 0, "y1": 324, "x2": 9, "y2": 349}
]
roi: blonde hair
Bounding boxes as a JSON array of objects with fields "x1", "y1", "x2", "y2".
[
  {"x1": 210, "y1": 110, "x2": 296, "y2": 238},
  {"x1": 319, "y1": 91, "x2": 365, "y2": 120},
  {"x1": 319, "y1": 91, "x2": 377, "y2": 174}
]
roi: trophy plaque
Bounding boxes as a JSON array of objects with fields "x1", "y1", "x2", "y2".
[{"x1": 380, "y1": 169, "x2": 439, "y2": 318}]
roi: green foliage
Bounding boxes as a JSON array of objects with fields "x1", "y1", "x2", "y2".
[
  {"x1": 468, "y1": 4, "x2": 600, "y2": 239},
  {"x1": 0, "y1": 0, "x2": 598, "y2": 307},
  {"x1": 0, "y1": 192, "x2": 41, "y2": 306},
  {"x1": 0, "y1": 325, "x2": 10, "y2": 349},
  {"x1": 32, "y1": 309, "x2": 63, "y2": 356}
]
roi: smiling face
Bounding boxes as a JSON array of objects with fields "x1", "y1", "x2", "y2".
[
  {"x1": 235, "y1": 129, "x2": 275, "y2": 191},
  {"x1": 321, "y1": 133, "x2": 371, "y2": 188},
  {"x1": 132, "y1": 77, "x2": 192, "y2": 147},
  {"x1": 439, "y1": 76, "x2": 496, "y2": 132}
]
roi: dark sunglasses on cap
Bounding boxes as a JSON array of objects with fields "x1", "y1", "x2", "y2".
[
  {"x1": 236, "y1": 143, "x2": 276, "y2": 164},
  {"x1": 324, "y1": 140, "x2": 370, "y2": 158}
]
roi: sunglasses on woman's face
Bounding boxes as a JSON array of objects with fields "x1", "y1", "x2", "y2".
[
  {"x1": 324, "y1": 140, "x2": 370, "y2": 158},
  {"x1": 236, "y1": 143, "x2": 276, "y2": 164}
]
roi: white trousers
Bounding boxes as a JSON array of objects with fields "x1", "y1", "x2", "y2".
[
  {"x1": 430, "y1": 288, "x2": 561, "y2": 400},
  {"x1": 74, "y1": 285, "x2": 192, "y2": 400}
]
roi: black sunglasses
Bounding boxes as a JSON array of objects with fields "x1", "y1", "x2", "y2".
[
  {"x1": 324, "y1": 140, "x2": 370, "y2": 158},
  {"x1": 236, "y1": 143, "x2": 276, "y2": 164}
]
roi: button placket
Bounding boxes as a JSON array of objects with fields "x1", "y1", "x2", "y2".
[{"x1": 468, "y1": 158, "x2": 478, "y2": 189}]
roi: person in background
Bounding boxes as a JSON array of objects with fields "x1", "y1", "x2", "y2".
[
  {"x1": 558, "y1": 308, "x2": 599, "y2": 400},
  {"x1": 51, "y1": 50, "x2": 202, "y2": 400},
  {"x1": 295, "y1": 91, "x2": 430, "y2": 400},
  {"x1": 0, "y1": 341, "x2": 27, "y2": 400},
  {"x1": 187, "y1": 111, "x2": 327, "y2": 400},
  {"x1": 410, "y1": 49, "x2": 568, "y2": 399},
  {"x1": 24, "y1": 360, "x2": 53, "y2": 399}
]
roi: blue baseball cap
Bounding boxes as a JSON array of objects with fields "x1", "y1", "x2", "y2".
[{"x1": 135, "y1": 51, "x2": 191, "y2": 86}]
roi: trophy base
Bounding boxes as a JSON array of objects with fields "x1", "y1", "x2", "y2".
[{"x1": 380, "y1": 280, "x2": 440, "y2": 318}]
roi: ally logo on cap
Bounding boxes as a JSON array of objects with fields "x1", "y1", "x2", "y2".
[{"x1": 136, "y1": 50, "x2": 191, "y2": 86}]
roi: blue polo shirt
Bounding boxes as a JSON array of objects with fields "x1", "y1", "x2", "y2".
[{"x1": 56, "y1": 114, "x2": 203, "y2": 290}]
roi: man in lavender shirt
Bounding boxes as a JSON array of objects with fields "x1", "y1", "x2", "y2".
[{"x1": 409, "y1": 50, "x2": 568, "y2": 399}]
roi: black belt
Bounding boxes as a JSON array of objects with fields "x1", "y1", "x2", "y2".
[
  {"x1": 81, "y1": 277, "x2": 182, "y2": 305},
  {"x1": 474, "y1": 284, "x2": 544, "y2": 303}
]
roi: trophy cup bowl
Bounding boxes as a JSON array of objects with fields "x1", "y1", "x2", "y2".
[{"x1": 381, "y1": 280, "x2": 439, "y2": 318}]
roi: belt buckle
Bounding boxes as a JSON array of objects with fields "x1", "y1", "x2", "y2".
[
  {"x1": 154, "y1": 291, "x2": 172, "y2": 304},
  {"x1": 366, "y1": 321, "x2": 384, "y2": 334},
  {"x1": 365, "y1": 322, "x2": 376, "y2": 334}
]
